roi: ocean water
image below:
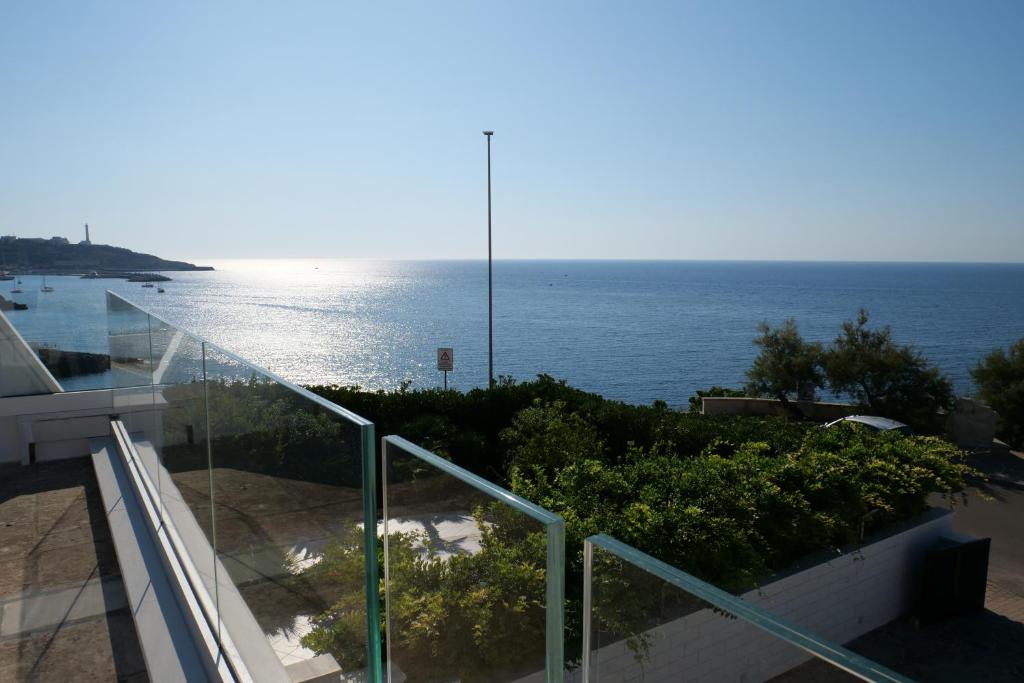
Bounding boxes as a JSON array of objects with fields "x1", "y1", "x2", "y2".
[{"x1": 6, "y1": 260, "x2": 1024, "y2": 406}]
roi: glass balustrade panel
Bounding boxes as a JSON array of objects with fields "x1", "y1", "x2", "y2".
[
  {"x1": 585, "y1": 535, "x2": 909, "y2": 683},
  {"x1": 203, "y1": 343, "x2": 376, "y2": 679},
  {"x1": 382, "y1": 435, "x2": 564, "y2": 683},
  {"x1": 107, "y1": 291, "x2": 156, "y2": 443}
]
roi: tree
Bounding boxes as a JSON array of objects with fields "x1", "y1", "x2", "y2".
[
  {"x1": 972, "y1": 338, "x2": 1024, "y2": 447},
  {"x1": 745, "y1": 319, "x2": 824, "y2": 415},
  {"x1": 822, "y1": 310, "x2": 953, "y2": 432}
]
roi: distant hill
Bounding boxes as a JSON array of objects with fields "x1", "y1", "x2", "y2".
[{"x1": 0, "y1": 236, "x2": 212, "y2": 273}]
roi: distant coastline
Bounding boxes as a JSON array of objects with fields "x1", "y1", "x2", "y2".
[{"x1": 0, "y1": 235, "x2": 213, "y2": 275}]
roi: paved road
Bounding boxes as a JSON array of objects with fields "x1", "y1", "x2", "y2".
[{"x1": 948, "y1": 446, "x2": 1024, "y2": 618}]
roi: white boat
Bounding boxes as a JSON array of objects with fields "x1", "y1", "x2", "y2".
[
  {"x1": 142, "y1": 282, "x2": 155, "y2": 288},
  {"x1": 40, "y1": 275, "x2": 54, "y2": 293}
]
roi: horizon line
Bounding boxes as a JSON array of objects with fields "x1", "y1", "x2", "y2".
[{"x1": 179, "y1": 256, "x2": 1024, "y2": 266}]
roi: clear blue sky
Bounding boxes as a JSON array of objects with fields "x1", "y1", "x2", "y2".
[{"x1": 1, "y1": 1, "x2": 1022, "y2": 262}]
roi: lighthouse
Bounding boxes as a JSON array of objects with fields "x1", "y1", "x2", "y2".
[{"x1": 84, "y1": 223, "x2": 91, "y2": 245}]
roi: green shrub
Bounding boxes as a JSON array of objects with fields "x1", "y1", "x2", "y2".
[
  {"x1": 298, "y1": 381, "x2": 969, "y2": 675},
  {"x1": 972, "y1": 338, "x2": 1024, "y2": 448}
]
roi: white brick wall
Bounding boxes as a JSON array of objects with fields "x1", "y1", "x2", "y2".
[{"x1": 572, "y1": 509, "x2": 952, "y2": 683}]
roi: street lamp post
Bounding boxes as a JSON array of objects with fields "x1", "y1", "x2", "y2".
[{"x1": 484, "y1": 130, "x2": 494, "y2": 388}]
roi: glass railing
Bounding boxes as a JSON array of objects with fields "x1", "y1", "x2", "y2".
[
  {"x1": 104, "y1": 290, "x2": 913, "y2": 683},
  {"x1": 105, "y1": 291, "x2": 382, "y2": 683},
  {"x1": 582, "y1": 534, "x2": 912, "y2": 683},
  {"x1": 5, "y1": 276, "x2": 112, "y2": 391},
  {"x1": 0, "y1": 308, "x2": 63, "y2": 397},
  {"x1": 381, "y1": 435, "x2": 565, "y2": 683}
]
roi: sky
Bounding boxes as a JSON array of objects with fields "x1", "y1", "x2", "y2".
[{"x1": 1, "y1": 1, "x2": 1022, "y2": 262}]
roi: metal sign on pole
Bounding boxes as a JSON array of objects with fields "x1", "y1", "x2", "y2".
[{"x1": 437, "y1": 347, "x2": 453, "y2": 389}]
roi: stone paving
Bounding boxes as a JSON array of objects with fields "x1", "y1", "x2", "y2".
[{"x1": 0, "y1": 457, "x2": 148, "y2": 682}]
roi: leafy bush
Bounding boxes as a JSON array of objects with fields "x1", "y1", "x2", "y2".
[
  {"x1": 299, "y1": 525, "x2": 374, "y2": 670},
  {"x1": 300, "y1": 507, "x2": 549, "y2": 682},
  {"x1": 506, "y1": 405, "x2": 968, "y2": 659},
  {"x1": 500, "y1": 399, "x2": 606, "y2": 469},
  {"x1": 297, "y1": 381, "x2": 970, "y2": 674},
  {"x1": 972, "y1": 337, "x2": 1024, "y2": 447}
]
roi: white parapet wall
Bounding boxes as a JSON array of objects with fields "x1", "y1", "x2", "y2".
[
  {"x1": 574, "y1": 508, "x2": 953, "y2": 683},
  {"x1": 701, "y1": 396, "x2": 857, "y2": 421},
  {"x1": 0, "y1": 388, "x2": 163, "y2": 464}
]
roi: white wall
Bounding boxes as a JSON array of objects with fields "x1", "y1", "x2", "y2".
[
  {"x1": 0, "y1": 389, "x2": 159, "y2": 464},
  {"x1": 577, "y1": 509, "x2": 952, "y2": 682}
]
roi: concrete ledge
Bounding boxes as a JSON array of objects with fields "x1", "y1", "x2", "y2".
[
  {"x1": 91, "y1": 435, "x2": 217, "y2": 683},
  {"x1": 126, "y1": 436, "x2": 290, "y2": 683}
]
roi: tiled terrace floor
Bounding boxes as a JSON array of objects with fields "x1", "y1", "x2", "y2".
[{"x1": 0, "y1": 457, "x2": 148, "y2": 682}]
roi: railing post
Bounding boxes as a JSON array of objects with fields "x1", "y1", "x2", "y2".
[
  {"x1": 581, "y1": 539, "x2": 593, "y2": 682},
  {"x1": 362, "y1": 423, "x2": 382, "y2": 683},
  {"x1": 546, "y1": 518, "x2": 566, "y2": 683}
]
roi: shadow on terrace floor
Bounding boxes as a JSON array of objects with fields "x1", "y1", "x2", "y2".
[{"x1": 0, "y1": 456, "x2": 148, "y2": 682}]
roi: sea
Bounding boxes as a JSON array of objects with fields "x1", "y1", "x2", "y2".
[{"x1": 6, "y1": 260, "x2": 1024, "y2": 407}]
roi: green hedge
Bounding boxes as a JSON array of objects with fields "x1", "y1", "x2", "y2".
[{"x1": 302, "y1": 377, "x2": 969, "y2": 676}]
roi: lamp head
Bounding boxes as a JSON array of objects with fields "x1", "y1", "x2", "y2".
[{"x1": 483, "y1": 131, "x2": 494, "y2": 136}]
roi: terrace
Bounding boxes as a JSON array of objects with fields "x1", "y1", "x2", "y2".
[{"x1": 0, "y1": 291, "x2": 997, "y2": 682}]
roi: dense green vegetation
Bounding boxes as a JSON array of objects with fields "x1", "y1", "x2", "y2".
[
  {"x1": 156, "y1": 360, "x2": 968, "y2": 679},
  {"x1": 312, "y1": 376, "x2": 811, "y2": 484},
  {"x1": 972, "y1": 337, "x2": 1024, "y2": 447},
  {"x1": 306, "y1": 376, "x2": 968, "y2": 677}
]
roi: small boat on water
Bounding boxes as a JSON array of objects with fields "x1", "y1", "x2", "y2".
[
  {"x1": 10, "y1": 287, "x2": 22, "y2": 294},
  {"x1": 157, "y1": 287, "x2": 165, "y2": 293},
  {"x1": 40, "y1": 275, "x2": 54, "y2": 293},
  {"x1": 142, "y1": 282, "x2": 154, "y2": 288}
]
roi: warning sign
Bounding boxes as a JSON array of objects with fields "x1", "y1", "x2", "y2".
[{"x1": 437, "y1": 347, "x2": 453, "y2": 371}]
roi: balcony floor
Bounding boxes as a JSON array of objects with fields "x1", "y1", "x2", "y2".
[{"x1": 0, "y1": 457, "x2": 149, "y2": 682}]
